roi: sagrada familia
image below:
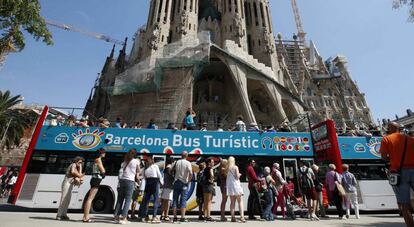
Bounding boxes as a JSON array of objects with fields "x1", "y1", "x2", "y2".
[{"x1": 85, "y1": 0, "x2": 373, "y2": 130}]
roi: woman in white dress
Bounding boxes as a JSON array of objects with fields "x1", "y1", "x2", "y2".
[{"x1": 226, "y1": 156, "x2": 246, "y2": 223}]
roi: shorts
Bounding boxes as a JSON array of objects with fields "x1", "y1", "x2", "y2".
[
  {"x1": 393, "y1": 169, "x2": 414, "y2": 204},
  {"x1": 161, "y1": 188, "x2": 173, "y2": 201},
  {"x1": 90, "y1": 178, "x2": 102, "y2": 188},
  {"x1": 203, "y1": 184, "x2": 216, "y2": 196},
  {"x1": 304, "y1": 187, "x2": 317, "y2": 200},
  {"x1": 132, "y1": 188, "x2": 140, "y2": 201},
  {"x1": 172, "y1": 180, "x2": 188, "y2": 209}
]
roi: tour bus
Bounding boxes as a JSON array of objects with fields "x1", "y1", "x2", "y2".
[{"x1": 9, "y1": 106, "x2": 398, "y2": 213}]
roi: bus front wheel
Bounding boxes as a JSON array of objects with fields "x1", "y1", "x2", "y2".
[{"x1": 91, "y1": 188, "x2": 114, "y2": 214}]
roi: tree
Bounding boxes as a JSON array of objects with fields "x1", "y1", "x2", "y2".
[
  {"x1": 0, "y1": 0, "x2": 53, "y2": 55},
  {"x1": 393, "y1": 0, "x2": 414, "y2": 22},
  {"x1": 0, "y1": 90, "x2": 37, "y2": 150}
]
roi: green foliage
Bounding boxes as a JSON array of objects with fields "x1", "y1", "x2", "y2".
[
  {"x1": 0, "y1": 90, "x2": 38, "y2": 150},
  {"x1": 0, "y1": 0, "x2": 53, "y2": 54},
  {"x1": 393, "y1": 0, "x2": 414, "y2": 22}
]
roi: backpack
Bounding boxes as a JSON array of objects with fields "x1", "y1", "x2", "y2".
[{"x1": 299, "y1": 167, "x2": 313, "y2": 190}]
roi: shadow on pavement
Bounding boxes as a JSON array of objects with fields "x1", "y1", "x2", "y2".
[{"x1": 341, "y1": 222, "x2": 405, "y2": 227}]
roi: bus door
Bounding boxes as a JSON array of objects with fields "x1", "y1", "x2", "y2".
[{"x1": 283, "y1": 158, "x2": 299, "y2": 196}]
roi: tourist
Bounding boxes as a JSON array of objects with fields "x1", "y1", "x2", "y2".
[
  {"x1": 235, "y1": 116, "x2": 246, "y2": 132},
  {"x1": 311, "y1": 164, "x2": 326, "y2": 218},
  {"x1": 380, "y1": 122, "x2": 414, "y2": 227},
  {"x1": 298, "y1": 161, "x2": 319, "y2": 221},
  {"x1": 83, "y1": 148, "x2": 106, "y2": 223},
  {"x1": 147, "y1": 118, "x2": 158, "y2": 129},
  {"x1": 98, "y1": 117, "x2": 110, "y2": 128},
  {"x1": 67, "y1": 115, "x2": 76, "y2": 127},
  {"x1": 184, "y1": 108, "x2": 197, "y2": 130},
  {"x1": 226, "y1": 156, "x2": 245, "y2": 223},
  {"x1": 341, "y1": 164, "x2": 359, "y2": 219},
  {"x1": 172, "y1": 151, "x2": 193, "y2": 223},
  {"x1": 247, "y1": 122, "x2": 260, "y2": 132},
  {"x1": 219, "y1": 159, "x2": 229, "y2": 222},
  {"x1": 325, "y1": 163, "x2": 345, "y2": 219},
  {"x1": 217, "y1": 123, "x2": 224, "y2": 132},
  {"x1": 279, "y1": 122, "x2": 291, "y2": 132},
  {"x1": 139, "y1": 155, "x2": 163, "y2": 223},
  {"x1": 130, "y1": 162, "x2": 144, "y2": 220},
  {"x1": 246, "y1": 159, "x2": 262, "y2": 220},
  {"x1": 115, "y1": 117, "x2": 122, "y2": 128},
  {"x1": 200, "y1": 122, "x2": 208, "y2": 131},
  {"x1": 203, "y1": 158, "x2": 215, "y2": 222},
  {"x1": 56, "y1": 156, "x2": 84, "y2": 221},
  {"x1": 4, "y1": 171, "x2": 17, "y2": 198},
  {"x1": 133, "y1": 122, "x2": 143, "y2": 129},
  {"x1": 160, "y1": 157, "x2": 174, "y2": 222},
  {"x1": 114, "y1": 149, "x2": 141, "y2": 224},
  {"x1": 166, "y1": 122, "x2": 178, "y2": 130},
  {"x1": 271, "y1": 163, "x2": 286, "y2": 219},
  {"x1": 196, "y1": 162, "x2": 206, "y2": 220},
  {"x1": 263, "y1": 167, "x2": 276, "y2": 221},
  {"x1": 267, "y1": 126, "x2": 277, "y2": 133},
  {"x1": 78, "y1": 118, "x2": 89, "y2": 128}
]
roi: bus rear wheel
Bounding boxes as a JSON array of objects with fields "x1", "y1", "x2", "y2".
[{"x1": 91, "y1": 188, "x2": 113, "y2": 214}]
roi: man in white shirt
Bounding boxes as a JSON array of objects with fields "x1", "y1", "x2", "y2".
[{"x1": 172, "y1": 151, "x2": 193, "y2": 222}]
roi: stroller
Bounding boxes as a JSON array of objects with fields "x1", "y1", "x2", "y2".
[{"x1": 283, "y1": 184, "x2": 309, "y2": 220}]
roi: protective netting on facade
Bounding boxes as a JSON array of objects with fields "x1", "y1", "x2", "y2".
[{"x1": 107, "y1": 31, "x2": 212, "y2": 96}]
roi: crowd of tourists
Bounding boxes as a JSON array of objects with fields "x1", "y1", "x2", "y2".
[{"x1": 55, "y1": 148, "x2": 363, "y2": 224}]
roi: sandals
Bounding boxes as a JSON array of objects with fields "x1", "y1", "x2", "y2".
[
  {"x1": 82, "y1": 219, "x2": 93, "y2": 223},
  {"x1": 240, "y1": 217, "x2": 246, "y2": 223}
]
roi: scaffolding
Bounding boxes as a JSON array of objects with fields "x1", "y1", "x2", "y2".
[{"x1": 106, "y1": 31, "x2": 212, "y2": 96}]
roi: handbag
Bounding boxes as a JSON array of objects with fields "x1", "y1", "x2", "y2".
[
  {"x1": 335, "y1": 181, "x2": 346, "y2": 197},
  {"x1": 389, "y1": 136, "x2": 408, "y2": 186}
]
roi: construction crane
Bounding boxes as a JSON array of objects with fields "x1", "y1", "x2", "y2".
[
  {"x1": 291, "y1": 0, "x2": 306, "y2": 43},
  {"x1": 46, "y1": 20, "x2": 125, "y2": 46}
]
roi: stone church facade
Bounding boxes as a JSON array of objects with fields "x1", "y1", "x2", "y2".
[{"x1": 85, "y1": 0, "x2": 373, "y2": 130}]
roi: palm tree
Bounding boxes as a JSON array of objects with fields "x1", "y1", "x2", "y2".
[{"x1": 0, "y1": 90, "x2": 37, "y2": 150}]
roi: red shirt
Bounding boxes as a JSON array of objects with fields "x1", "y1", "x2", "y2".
[{"x1": 247, "y1": 164, "x2": 259, "y2": 189}]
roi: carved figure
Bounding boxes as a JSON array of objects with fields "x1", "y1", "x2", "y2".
[
  {"x1": 179, "y1": 11, "x2": 189, "y2": 35},
  {"x1": 148, "y1": 23, "x2": 160, "y2": 50},
  {"x1": 233, "y1": 13, "x2": 244, "y2": 38},
  {"x1": 263, "y1": 28, "x2": 275, "y2": 54}
]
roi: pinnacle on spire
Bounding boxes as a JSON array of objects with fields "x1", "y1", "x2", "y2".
[
  {"x1": 110, "y1": 44, "x2": 115, "y2": 59},
  {"x1": 122, "y1": 37, "x2": 128, "y2": 52}
]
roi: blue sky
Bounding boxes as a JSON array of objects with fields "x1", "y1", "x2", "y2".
[{"x1": 0, "y1": 0, "x2": 413, "y2": 122}]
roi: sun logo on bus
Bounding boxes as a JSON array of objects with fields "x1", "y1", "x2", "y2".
[
  {"x1": 367, "y1": 138, "x2": 382, "y2": 158},
  {"x1": 72, "y1": 129, "x2": 105, "y2": 150}
]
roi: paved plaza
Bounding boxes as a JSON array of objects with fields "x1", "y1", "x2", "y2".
[{"x1": 0, "y1": 212, "x2": 406, "y2": 227}]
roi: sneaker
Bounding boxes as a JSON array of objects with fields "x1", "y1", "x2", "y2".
[
  {"x1": 340, "y1": 216, "x2": 347, "y2": 220},
  {"x1": 151, "y1": 217, "x2": 161, "y2": 224},
  {"x1": 346, "y1": 214, "x2": 350, "y2": 219},
  {"x1": 180, "y1": 218, "x2": 189, "y2": 222},
  {"x1": 119, "y1": 220, "x2": 130, "y2": 225}
]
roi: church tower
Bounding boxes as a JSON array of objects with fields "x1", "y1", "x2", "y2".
[
  {"x1": 220, "y1": 0, "x2": 248, "y2": 51},
  {"x1": 245, "y1": 0, "x2": 282, "y2": 82},
  {"x1": 170, "y1": 0, "x2": 199, "y2": 42},
  {"x1": 139, "y1": 0, "x2": 173, "y2": 60}
]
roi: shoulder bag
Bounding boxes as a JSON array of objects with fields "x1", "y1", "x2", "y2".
[{"x1": 389, "y1": 136, "x2": 408, "y2": 186}]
